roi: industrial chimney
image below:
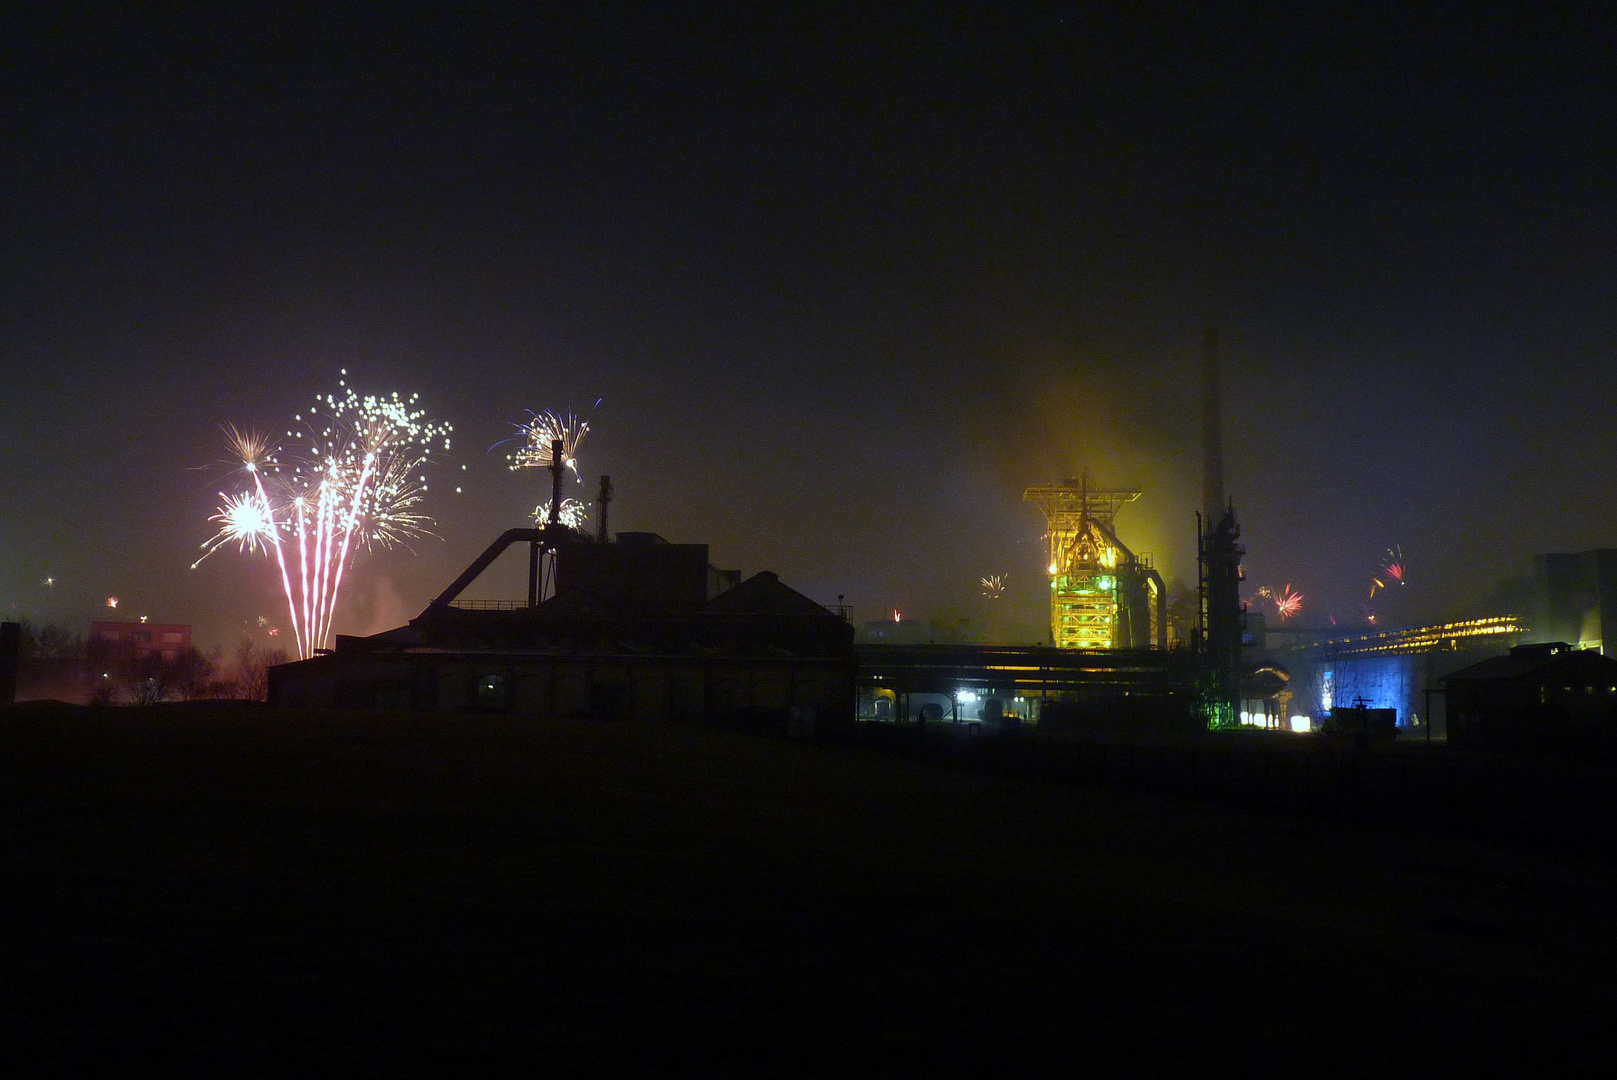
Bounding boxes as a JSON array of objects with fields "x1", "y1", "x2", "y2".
[{"x1": 1201, "y1": 326, "x2": 1225, "y2": 525}]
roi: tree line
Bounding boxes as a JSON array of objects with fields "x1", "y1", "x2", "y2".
[{"x1": 12, "y1": 622, "x2": 288, "y2": 704}]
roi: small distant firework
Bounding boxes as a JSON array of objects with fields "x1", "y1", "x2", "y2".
[
  {"x1": 41, "y1": 576, "x2": 54, "y2": 591},
  {"x1": 534, "y1": 498, "x2": 591, "y2": 530},
  {"x1": 106, "y1": 597, "x2": 118, "y2": 609},
  {"x1": 1370, "y1": 546, "x2": 1408, "y2": 597},
  {"x1": 980, "y1": 574, "x2": 1006, "y2": 599},
  {"x1": 139, "y1": 615, "x2": 149, "y2": 624},
  {"x1": 893, "y1": 609, "x2": 901, "y2": 623},
  {"x1": 1272, "y1": 584, "x2": 1303, "y2": 619},
  {"x1": 509, "y1": 409, "x2": 590, "y2": 480},
  {"x1": 195, "y1": 375, "x2": 453, "y2": 659}
]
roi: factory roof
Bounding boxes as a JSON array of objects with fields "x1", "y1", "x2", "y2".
[{"x1": 1444, "y1": 642, "x2": 1617, "y2": 685}]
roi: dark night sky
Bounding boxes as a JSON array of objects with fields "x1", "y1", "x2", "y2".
[{"x1": 4, "y1": 5, "x2": 1616, "y2": 647}]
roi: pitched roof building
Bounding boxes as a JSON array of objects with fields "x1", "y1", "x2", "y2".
[
  {"x1": 1443, "y1": 641, "x2": 1617, "y2": 747},
  {"x1": 269, "y1": 529, "x2": 855, "y2": 735}
]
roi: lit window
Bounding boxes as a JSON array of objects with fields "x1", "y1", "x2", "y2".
[{"x1": 476, "y1": 675, "x2": 506, "y2": 707}]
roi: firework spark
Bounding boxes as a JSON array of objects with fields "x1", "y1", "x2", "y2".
[
  {"x1": 1273, "y1": 584, "x2": 1303, "y2": 619},
  {"x1": 509, "y1": 410, "x2": 589, "y2": 480},
  {"x1": 1371, "y1": 546, "x2": 1408, "y2": 597},
  {"x1": 980, "y1": 574, "x2": 1006, "y2": 599},
  {"x1": 196, "y1": 376, "x2": 452, "y2": 659},
  {"x1": 194, "y1": 491, "x2": 277, "y2": 564},
  {"x1": 534, "y1": 498, "x2": 591, "y2": 530}
]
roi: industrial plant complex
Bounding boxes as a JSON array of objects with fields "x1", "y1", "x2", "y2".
[
  {"x1": 7, "y1": 334, "x2": 1615, "y2": 751},
  {"x1": 235, "y1": 332, "x2": 1617, "y2": 753}
]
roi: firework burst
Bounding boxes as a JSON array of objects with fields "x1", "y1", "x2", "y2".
[
  {"x1": 1382, "y1": 546, "x2": 1407, "y2": 585},
  {"x1": 535, "y1": 498, "x2": 591, "y2": 530},
  {"x1": 1273, "y1": 584, "x2": 1303, "y2": 619},
  {"x1": 194, "y1": 491, "x2": 277, "y2": 563},
  {"x1": 509, "y1": 409, "x2": 589, "y2": 480},
  {"x1": 1371, "y1": 545, "x2": 1408, "y2": 597},
  {"x1": 196, "y1": 375, "x2": 452, "y2": 659},
  {"x1": 980, "y1": 574, "x2": 1006, "y2": 599}
]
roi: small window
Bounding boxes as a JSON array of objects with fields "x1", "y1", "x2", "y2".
[{"x1": 476, "y1": 674, "x2": 506, "y2": 708}]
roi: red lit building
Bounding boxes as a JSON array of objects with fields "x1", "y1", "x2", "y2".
[{"x1": 88, "y1": 621, "x2": 192, "y2": 662}]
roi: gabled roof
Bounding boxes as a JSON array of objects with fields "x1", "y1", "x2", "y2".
[
  {"x1": 1444, "y1": 644, "x2": 1617, "y2": 685},
  {"x1": 528, "y1": 583, "x2": 627, "y2": 618},
  {"x1": 699, "y1": 571, "x2": 841, "y2": 622}
]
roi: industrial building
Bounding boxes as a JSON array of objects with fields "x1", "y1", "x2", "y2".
[
  {"x1": 268, "y1": 528, "x2": 856, "y2": 734},
  {"x1": 268, "y1": 329, "x2": 1248, "y2": 736},
  {"x1": 88, "y1": 620, "x2": 192, "y2": 663},
  {"x1": 1024, "y1": 477, "x2": 1166, "y2": 650},
  {"x1": 1531, "y1": 548, "x2": 1617, "y2": 654},
  {"x1": 1445, "y1": 641, "x2": 1617, "y2": 748},
  {"x1": 1266, "y1": 548, "x2": 1617, "y2": 735},
  {"x1": 1271, "y1": 617, "x2": 1525, "y2": 734}
]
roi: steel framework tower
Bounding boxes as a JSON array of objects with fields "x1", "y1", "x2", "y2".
[{"x1": 1024, "y1": 476, "x2": 1164, "y2": 650}]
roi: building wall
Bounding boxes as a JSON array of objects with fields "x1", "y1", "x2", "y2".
[
  {"x1": 1533, "y1": 549, "x2": 1617, "y2": 654},
  {"x1": 1310, "y1": 654, "x2": 1420, "y2": 727},
  {"x1": 1449, "y1": 677, "x2": 1617, "y2": 746},
  {"x1": 1289, "y1": 646, "x2": 1515, "y2": 734},
  {"x1": 270, "y1": 651, "x2": 855, "y2": 734},
  {"x1": 88, "y1": 621, "x2": 192, "y2": 662}
]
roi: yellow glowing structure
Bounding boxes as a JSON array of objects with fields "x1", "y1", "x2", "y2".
[
  {"x1": 1285, "y1": 615, "x2": 1526, "y2": 659},
  {"x1": 1025, "y1": 477, "x2": 1163, "y2": 650}
]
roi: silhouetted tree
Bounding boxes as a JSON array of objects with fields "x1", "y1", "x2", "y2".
[{"x1": 229, "y1": 640, "x2": 288, "y2": 701}]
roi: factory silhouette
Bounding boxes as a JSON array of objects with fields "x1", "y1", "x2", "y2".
[
  {"x1": 5, "y1": 328, "x2": 1613, "y2": 755},
  {"x1": 242, "y1": 329, "x2": 1617, "y2": 753}
]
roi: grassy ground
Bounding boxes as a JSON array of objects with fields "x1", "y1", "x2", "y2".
[{"x1": 2, "y1": 703, "x2": 1614, "y2": 1074}]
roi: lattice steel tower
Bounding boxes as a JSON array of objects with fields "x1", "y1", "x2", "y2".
[{"x1": 1024, "y1": 475, "x2": 1166, "y2": 650}]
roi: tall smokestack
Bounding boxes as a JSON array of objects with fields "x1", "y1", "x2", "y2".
[{"x1": 1201, "y1": 326, "x2": 1225, "y2": 524}]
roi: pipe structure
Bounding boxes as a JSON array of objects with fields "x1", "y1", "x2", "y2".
[
  {"x1": 548, "y1": 437, "x2": 563, "y2": 527},
  {"x1": 1201, "y1": 326, "x2": 1225, "y2": 527}
]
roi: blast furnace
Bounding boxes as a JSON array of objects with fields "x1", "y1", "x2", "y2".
[{"x1": 1024, "y1": 476, "x2": 1167, "y2": 650}]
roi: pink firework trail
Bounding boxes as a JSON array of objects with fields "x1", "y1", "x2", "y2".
[{"x1": 195, "y1": 379, "x2": 452, "y2": 659}]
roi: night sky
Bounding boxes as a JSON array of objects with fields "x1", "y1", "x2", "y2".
[{"x1": 5, "y1": 6, "x2": 1615, "y2": 648}]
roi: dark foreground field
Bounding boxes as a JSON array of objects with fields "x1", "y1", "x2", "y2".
[{"x1": 2, "y1": 705, "x2": 1615, "y2": 1073}]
